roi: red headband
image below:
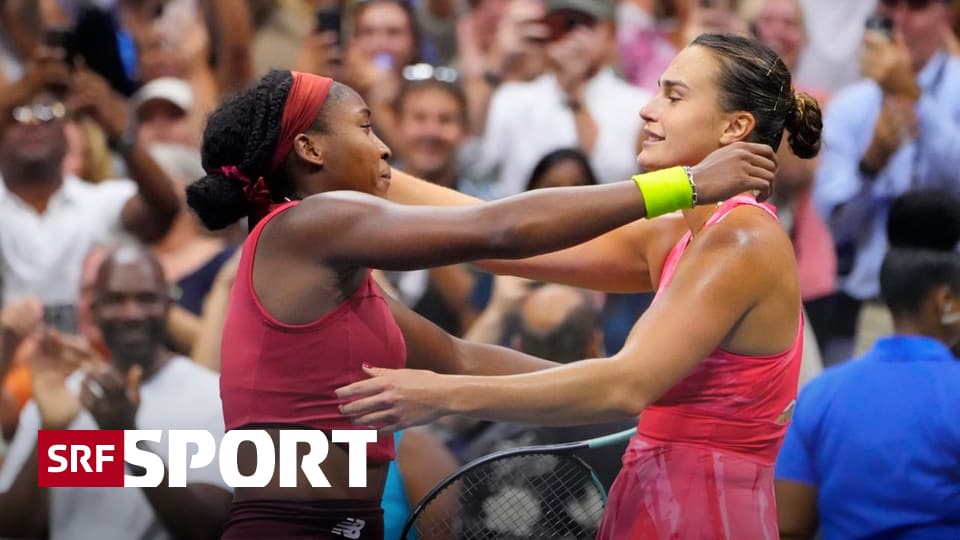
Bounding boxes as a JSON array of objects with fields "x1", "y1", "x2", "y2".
[{"x1": 270, "y1": 71, "x2": 334, "y2": 172}]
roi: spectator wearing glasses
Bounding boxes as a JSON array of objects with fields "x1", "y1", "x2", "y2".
[
  {"x1": 383, "y1": 76, "x2": 481, "y2": 336},
  {"x1": 0, "y1": 47, "x2": 180, "y2": 331},
  {"x1": 472, "y1": 0, "x2": 651, "y2": 197},
  {"x1": 813, "y1": 0, "x2": 960, "y2": 358}
]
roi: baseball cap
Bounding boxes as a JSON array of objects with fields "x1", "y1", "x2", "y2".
[
  {"x1": 545, "y1": 0, "x2": 616, "y2": 20},
  {"x1": 132, "y1": 77, "x2": 194, "y2": 113}
]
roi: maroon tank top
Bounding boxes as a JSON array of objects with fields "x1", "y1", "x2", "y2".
[{"x1": 219, "y1": 202, "x2": 407, "y2": 463}]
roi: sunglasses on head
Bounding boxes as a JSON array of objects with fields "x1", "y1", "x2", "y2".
[
  {"x1": 879, "y1": 0, "x2": 941, "y2": 9},
  {"x1": 11, "y1": 102, "x2": 66, "y2": 125}
]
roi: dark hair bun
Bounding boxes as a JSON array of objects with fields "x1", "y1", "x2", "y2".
[
  {"x1": 887, "y1": 190, "x2": 960, "y2": 251},
  {"x1": 186, "y1": 171, "x2": 250, "y2": 231},
  {"x1": 785, "y1": 92, "x2": 822, "y2": 159}
]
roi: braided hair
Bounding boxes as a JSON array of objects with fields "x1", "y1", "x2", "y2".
[{"x1": 187, "y1": 71, "x2": 293, "y2": 230}]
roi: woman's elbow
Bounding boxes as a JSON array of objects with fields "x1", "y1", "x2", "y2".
[{"x1": 608, "y1": 380, "x2": 651, "y2": 419}]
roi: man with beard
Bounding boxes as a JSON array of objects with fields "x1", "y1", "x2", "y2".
[{"x1": 0, "y1": 242, "x2": 230, "y2": 540}]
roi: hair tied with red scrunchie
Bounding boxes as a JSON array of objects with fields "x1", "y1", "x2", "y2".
[{"x1": 218, "y1": 165, "x2": 273, "y2": 209}]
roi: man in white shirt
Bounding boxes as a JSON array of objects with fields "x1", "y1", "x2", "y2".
[
  {"x1": 0, "y1": 47, "x2": 180, "y2": 333},
  {"x1": 473, "y1": 0, "x2": 652, "y2": 197},
  {"x1": 0, "y1": 242, "x2": 230, "y2": 540}
]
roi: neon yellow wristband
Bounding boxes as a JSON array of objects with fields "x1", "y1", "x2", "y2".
[{"x1": 632, "y1": 167, "x2": 695, "y2": 218}]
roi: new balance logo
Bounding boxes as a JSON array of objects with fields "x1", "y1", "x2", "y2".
[{"x1": 332, "y1": 518, "x2": 366, "y2": 539}]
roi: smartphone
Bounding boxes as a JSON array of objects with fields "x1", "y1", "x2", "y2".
[
  {"x1": 865, "y1": 13, "x2": 894, "y2": 40},
  {"x1": 44, "y1": 26, "x2": 77, "y2": 66},
  {"x1": 42, "y1": 305, "x2": 77, "y2": 335},
  {"x1": 316, "y1": 8, "x2": 342, "y2": 44},
  {"x1": 72, "y1": 6, "x2": 140, "y2": 97}
]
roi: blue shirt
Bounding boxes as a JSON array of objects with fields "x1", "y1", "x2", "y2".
[
  {"x1": 813, "y1": 53, "x2": 960, "y2": 299},
  {"x1": 775, "y1": 336, "x2": 960, "y2": 539},
  {"x1": 383, "y1": 431, "x2": 414, "y2": 540}
]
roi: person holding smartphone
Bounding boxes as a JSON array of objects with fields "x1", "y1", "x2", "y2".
[
  {"x1": 0, "y1": 45, "x2": 180, "y2": 335},
  {"x1": 470, "y1": 0, "x2": 652, "y2": 198},
  {"x1": 618, "y1": 0, "x2": 746, "y2": 95},
  {"x1": 813, "y1": 0, "x2": 960, "y2": 360}
]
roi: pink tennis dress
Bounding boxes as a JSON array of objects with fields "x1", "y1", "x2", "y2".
[{"x1": 598, "y1": 196, "x2": 803, "y2": 540}]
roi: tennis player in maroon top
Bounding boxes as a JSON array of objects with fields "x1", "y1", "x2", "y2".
[{"x1": 186, "y1": 68, "x2": 778, "y2": 538}]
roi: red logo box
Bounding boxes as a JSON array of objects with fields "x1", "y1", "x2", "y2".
[{"x1": 37, "y1": 430, "x2": 125, "y2": 487}]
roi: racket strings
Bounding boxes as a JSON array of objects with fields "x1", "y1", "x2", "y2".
[{"x1": 408, "y1": 452, "x2": 606, "y2": 539}]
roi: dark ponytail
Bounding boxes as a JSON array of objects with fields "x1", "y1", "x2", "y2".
[
  {"x1": 785, "y1": 92, "x2": 822, "y2": 159},
  {"x1": 186, "y1": 70, "x2": 295, "y2": 230},
  {"x1": 185, "y1": 169, "x2": 250, "y2": 231}
]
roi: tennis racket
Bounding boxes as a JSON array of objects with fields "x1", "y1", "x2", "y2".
[{"x1": 400, "y1": 427, "x2": 637, "y2": 540}]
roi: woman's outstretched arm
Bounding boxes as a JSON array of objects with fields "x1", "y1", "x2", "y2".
[
  {"x1": 383, "y1": 142, "x2": 777, "y2": 291},
  {"x1": 292, "y1": 180, "x2": 653, "y2": 272}
]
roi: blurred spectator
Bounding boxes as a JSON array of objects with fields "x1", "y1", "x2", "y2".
[
  {"x1": 813, "y1": 0, "x2": 960, "y2": 357},
  {"x1": 0, "y1": 49, "x2": 180, "y2": 333},
  {"x1": 776, "y1": 190, "x2": 960, "y2": 539},
  {"x1": 148, "y1": 144, "x2": 235, "y2": 317},
  {"x1": 525, "y1": 147, "x2": 598, "y2": 190},
  {"x1": 792, "y1": 0, "x2": 877, "y2": 93},
  {"x1": 414, "y1": 0, "x2": 462, "y2": 65},
  {"x1": 133, "y1": 77, "x2": 200, "y2": 148},
  {"x1": 62, "y1": 115, "x2": 116, "y2": 182},
  {"x1": 384, "y1": 78, "x2": 479, "y2": 335},
  {"x1": 459, "y1": 284, "x2": 635, "y2": 490},
  {"x1": 145, "y1": 144, "x2": 231, "y2": 355},
  {"x1": 0, "y1": 242, "x2": 231, "y2": 540},
  {"x1": 127, "y1": 0, "x2": 253, "y2": 118},
  {"x1": 0, "y1": 0, "x2": 43, "y2": 83},
  {"x1": 746, "y1": 0, "x2": 809, "y2": 85},
  {"x1": 0, "y1": 297, "x2": 43, "y2": 439},
  {"x1": 393, "y1": 78, "x2": 468, "y2": 190},
  {"x1": 253, "y1": 0, "x2": 324, "y2": 78},
  {"x1": 383, "y1": 428, "x2": 460, "y2": 540},
  {"x1": 618, "y1": 0, "x2": 747, "y2": 95},
  {"x1": 343, "y1": 0, "x2": 421, "y2": 149},
  {"x1": 458, "y1": 0, "x2": 548, "y2": 134},
  {"x1": 473, "y1": 0, "x2": 650, "y2": 197},
  {"x1": 186, "y1": 248, "x2": 240, "y2": 372},
  {"x1": 350, "y1": 0, "x2": 421, "y2": 67}
]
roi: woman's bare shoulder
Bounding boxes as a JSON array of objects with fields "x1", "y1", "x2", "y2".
[{"x1": 697, "y1": 203, "x2": 793, "y2": 256}]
